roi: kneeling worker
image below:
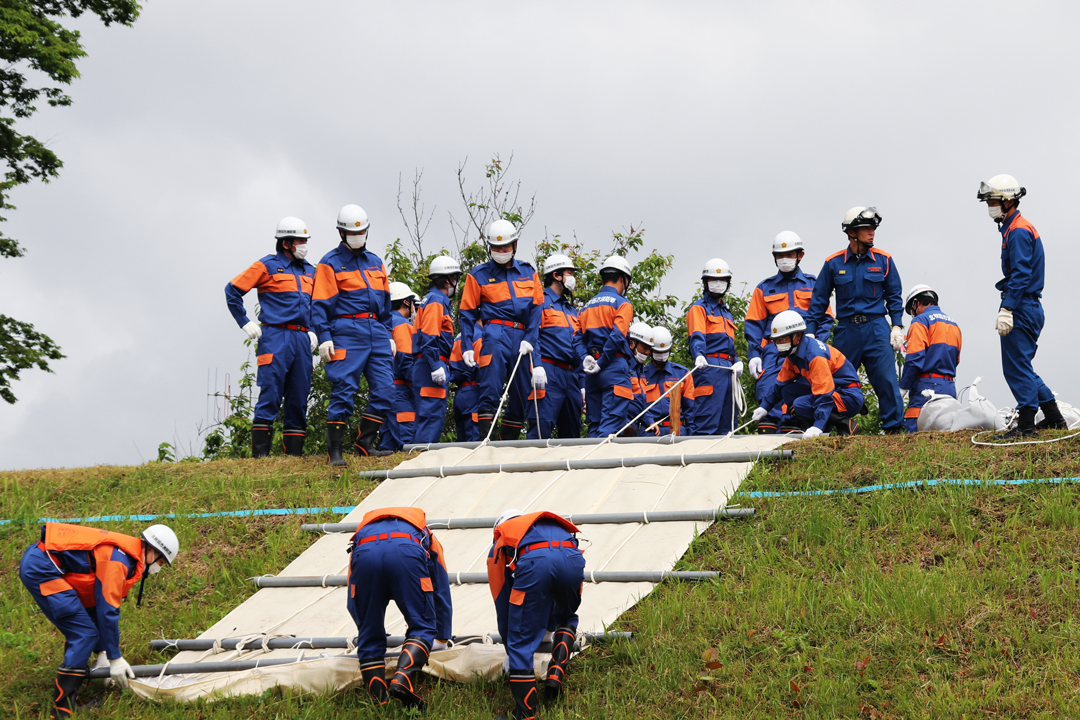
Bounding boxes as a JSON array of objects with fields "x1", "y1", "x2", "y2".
[
  {"x1": 751, "y1": 310, "x2": 864, "y2": 439},
  {"x1": 488, "y1": 510, "x2": 586, "y2": 720},
  {"x1": 20, "y1": 522, "x2": 179, "y2": 718},
  {"x1": 899, "y1": 284, "x2": 962, "y2": 432},
  {"x1": 347, "y1": 507, "x2": 452, "y2": 710}
]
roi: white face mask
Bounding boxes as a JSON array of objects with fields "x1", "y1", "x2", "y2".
[
  {"x1": 775, "y1": 258, "x2": 797, "y2": 273},
  {"x1": 446, "y1": 282, "x2": 457, "y2": 297},
  {"x1": 491, "y1": 249, "x2": 514, "y2": 264},
  {"x1": 707, "y1": 279, "x2": 729, "y2": 295},
  {"x1": 345, "y1": 232, "x2": 367, "y2": 250},
  {"x1": 634, "y1": 351, "x2": 650, "y2": 365},
  {"x1": 562, "y1": 274, "x2": 576, "y2": 293},
  {"x1": 775, "y1": 340, "x2": 793, "y2": 354},
  {"x1": 988, "y1": 205, "x2": 1004, "y2": 220},
  {"x1": 291, "y1": 242, "x2": 308, "y2": 260},
  {"x1": 652, "y1": 351, "x2": 670, "y2": 363}
]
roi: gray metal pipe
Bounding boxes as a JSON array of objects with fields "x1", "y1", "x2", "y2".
[
  {"x1": 405, "y1": 434, "x2": 750, "y2": 452},
  {"x1": 354, "y1": 449, "x2": 792, "y2": 481},
  {"x1": 302, "y1": 507, "x2": 755, "y2": 534},
  {"x1": 149, "y1": 631, "x2": 632, "y2": 653},
  {"x1": 252, "y1": 570, "x2": 718, "y2": 588}
]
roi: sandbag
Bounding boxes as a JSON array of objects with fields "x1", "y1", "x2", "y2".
[
  {"x1": 950, "y1": 378, "x2": 1004, "y2": 432},
  {"x1": 916, "y1": 390, "x2": 962, "y2": 432}
]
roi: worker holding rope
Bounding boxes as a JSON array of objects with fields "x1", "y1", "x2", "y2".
[
  {"x1": 579, "y1": 256, "x2": 636, "y2": 437},
  {"x1": 644, "y1": 326, "x2": 697, "y2": 435},
  {"x1": 688, "y1": 258, "x2": 744, "y2": 435}
]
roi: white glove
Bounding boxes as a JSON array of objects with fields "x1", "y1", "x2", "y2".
[
  {"x1": 242, "y1": 321, "x2": 262, "y2": 341},
  {"x1": 519, "y1": 340, "x2": 534, "y2": 355},
  {"x1": 431, "y1": 366, "x2": 447, "y2": 386},
  {"x1": 109, "y1": 656, "x2": 135, "y2": 690},
  {"x1": 532, "y1": 366, "x2": 548, "y2": 389},
  {"x1": 732, "y1": 361, "x2": 744, "y2": 378},
  {"x1": 996, "y1": 308, "x2": 1014, "y2": 336},
  {"x1": 890, "y1": 326, "x2": 905, "y2": 352},
  {"x1": 802, "y1": 426, "x2": 823, "y2": 440},
  {"x1": 308, "y1": 331, "x2": 318, "y2": 353},
  {"x1": 431, "y1": 639, "x2": 450, "y2": 653},
  {"x1": 462, "y1": 350, "x2": 476, "y2": 368},
  {"x1": 95, "y1": 652, "x2": 113, "y2": 688},
  {"x1": 582, "y1": 355, "x2": 599, "y2": 375},
  {"x1": 501, "y1": 653, "x2": 510, "y2": 674},
  {"x1": 318, "y1": 340, "x2": 335, "y2": 363},
  {"x1": 748, "y1": 357, "x2": 763, "y2": 378},
  {"x1": 694, "y1": 355, "x2": 709, "y2": 370},
  {"x1": 390, "y1": 339, "x2": 397, "y2": 355},
  {"x1": 751, "y1": 407, "x2": 769, "y2": 423}
]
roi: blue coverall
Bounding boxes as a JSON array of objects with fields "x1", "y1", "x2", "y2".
[
  {"x1": 761, "y1": 337, "x2": 865, "y2": 431},
  {"x1": 643, "y1": 361, "x2": 696, "y2": 436},
  {"x1": 410, "y1": 288, "x2": 454, "y2": 445},
  {"x1": 687, "y1": 295, "x2": 740, "y2": 435},
  {"x1": 578, "y1": 286, "x2": 635, "y2": 437},
  {"x1": 528, "y1": 287, "x2": 585, "y2": 440},
  {"x1": 899, "y1": 305, "x2": 962, "y2": 432},
  {"x1": 449, "y1": 333, "x2": 481, "y2": 443},
  {"x1": 379, "y1": 312, "x2": 418, "y2": 452}
]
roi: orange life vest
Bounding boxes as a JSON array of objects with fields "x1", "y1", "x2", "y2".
[
  {"x1": 350, "y1": 506, "x2": 446, "y2": 572},
  {"x1": 486, "y1": 512, "x2": 580, "y2": 599},
  {"x1": 40, "y1": 523, "x2": 145, "y2": 608}
]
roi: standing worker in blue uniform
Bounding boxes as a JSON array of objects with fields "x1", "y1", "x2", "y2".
[
  {"x1": 346, "y1": 507, "x2": 452, "y2": 710},
  {"x1": 744, "y1": 232, "x2": 833, "y2": 433},
  {"x1": 379, "y1": 282, "x2": 420, "y2": 452},
  {"x1": 688, "y1": 259, "x2": 744, "y2": 435},
  {"x1": 449, "y1": 328, "x2": 482, "y2": 442},
  {"x1": 411, "y1": 256, "x2": 462, "y2": 445},
  {"x1": 578, "y1": 256, "x2": 636, "y2": 438},
  {"x1": 751, "y1": 310, "x2": 865, "y2": 439},
  {"x1": 312, "y1": 205, "x2": 396, "y2": 464},
  {"x1": 488, "y1": 510, "x2": 586, "y2": 720},
  {"x1": 458, "y1": 220, "x2": 545, "y2": 441},
  {"x1": 528, "y1": 254, "x2": 586, "y2": 440},
  {"x1": 807, "y1": 207, "x2": 906, "y2": 434},
  {"x1": 225, "y1": 217, "x2": 318, "y2": 457},
  {"x1": 977, "y1": 174, "x2": 1067, "y2": 436},
  {"x1": 20, "y1": 522, "x2": 179, "y2": 718},
  {"x1": 644, "y1": 326, "x2": 697, "y2": 436},
  {"x1": 898, "y1": 284, "x2": 962, "y2": 432}
]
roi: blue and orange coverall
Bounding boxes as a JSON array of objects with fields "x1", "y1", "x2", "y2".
[
  {"x1": 579, "y1": 286, "x2": 635, "y2": 437},
  {"x1": 644, "y1": 360, "x2": 696, "y2": 436},
  {"x1": 996, "y1": 211, "x2": 1054, "y2": 410},
  {"x1": 411, "y1": 287, "x2": 455, "y2": 444},
  {"x1": 527, "y1": 287, "x2": 585, "y2": 440},
  {"x1": 449, "y1": 332, "x2": 482, "y2": 443},
  {"x1": 900, "y1": 304, "x2": 962, "y2": 432},
  {"x1": 687, "y1": 295, "x2": 741, "y2": 435},
  {"x1": 744, "y1": 268, "x2": 833, "y2": 431},
  {"x1": 312, "y1": 244, "x2": 395, "y2": 425},
  {"x1": 808, "y1": 247, "x2": 905, "y2": 431},
  {"x1": 380, "y1": 312, "x2": 418, "y2": 452},
  {"x1": 458, "y1": 259, "x2": 543, "y2": 434},
  {"x1": 225, "y1": 251, "x2": 316, "y2": 434},
  {"x1": 625, "y1": 361, "x2": 651, "y2": 435},
  {"x1": 761, "y1": 337, "x2": 864, "y2": 432},
  {"x1": 19, "y1": 523, "x2": 145, "y2": 669}
]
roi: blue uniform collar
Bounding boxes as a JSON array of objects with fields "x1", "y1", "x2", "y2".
[
  {"x1": 338, "y1": 241, "x2": 374, "y2": 260},
  {"x1": 274, "y1": 250, "x2": 308, "y2": 268},
  {"x1": 427, "y1": 287, "x2": 450, "y2": 303},
  {"x1": 769, "y1": 267, "x2": 810, "y2": 284},
  {"x1": 479, "y1": 257, "x2": 528, "y2": 275},
  {"x1": 598, "y1": 284, "x2": 626, "y2": 301},
  {"x1": 700, "y1": 294, "x2": 727, "y2": 313},
  {"x1": 999, "y1": 210, "x2": 1022, "y2": 236}
]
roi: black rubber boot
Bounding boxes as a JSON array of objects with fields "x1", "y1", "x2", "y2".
[
  {"x1": 326, "y1": 421, "x2": 348, "y2": 467},
  {"x1": 388, "y1": 637, "x2": 429, "y2": 709},
  {"x1": 354, "y1": 413, "x2": 393, "y2": 457},
  {"x1": 477, "y1": 414, "x2": 494, "y2": 441},
  {"x1": 51, "y1": 666, "x2": 86, "y2": 719},
  {"x1": 826, "y1": 411, "x2": 859, "y2": 436},
  {"x1": 544, "y1": 626, "x2": 576, "y2": 699},
  {"x1": 359, "y1": 658, "x2": 389, "y2": 705},
  {"x1": 506, "y1": 669, "x2": 539, "y2": 720},
  {"x1": 499, "y1": 420, "x2": 524, "y2": 442},
  {"x1": 282, "y1": 427, "x2": 305, "y2": 456},
  {"x1": 778, "y1": 416, "x2": 804, "y2": 435},
  {"x1": 1002, "y1": 407, "x2": 1038, "y2": 439},
  {"x1": 1036, "y1": 400, "x2": 1068, "y2": 431},
  {"x1": 756, "y1": 422, "x2": 778, "y2": 435},
  {"x1": 251, "y1": 423, "x2": 272, "y2": 458},
  {"x1": 883, "y1": 426, "x2": 905, "y2": 435}
]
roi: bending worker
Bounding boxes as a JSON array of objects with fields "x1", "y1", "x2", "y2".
[
  {"x1": 313, "y1": 205, "x2": 395, "y2": 463},
  {"x1": 751, "y1": 310, "x2": 865, "y2": 439},
  {"x1": 808, "y1": 207, "x2": 906, "y2": 434},
  {"x1": 458, "y1": 220, "x2": 545, "y2": 441},
  {"x1": 899, "y1": 284, "x2": 961, "y2": 432},
  {"x1": 225, "y1": 217, "x2": 317, "y2": 457},
  {"x1": 644, "y1": 326, "x2": 697, "y2": 436},
  {"x1": 20, "y1": 522, "x2": 179, "y2": 719},
  {"x1": 688, "y1": 259, "x2": 744, "y2": 435},
  {"x1": 411, "y1": 256, "x2": 462, "y2": 445},
  {"x1": 380, "y1": 282, "x2": 420, "y2": 453},
  {"x1": 626, "y1": 322, "x2": 656, "y2": 436},
  {"x1": 977, "y1": 174, "x2": 1067, "y2": 436},
  {"x1": 579, "y1": 256, "x2": 636, "y2": 437},
  {"x1": 488, "y1": 510, "x2": 585, "y2": 720},
  {"x1": 346, "y1": 507, "x2": 452, "y2": 710}
]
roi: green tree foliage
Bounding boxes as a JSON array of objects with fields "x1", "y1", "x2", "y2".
[{"x1": 0, "y1": 0, "x2": 141, "y2": 401}]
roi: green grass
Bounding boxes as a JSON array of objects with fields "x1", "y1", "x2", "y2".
[{"x1": 2, "y1": 433, "x2": 1080, "y2": 718}]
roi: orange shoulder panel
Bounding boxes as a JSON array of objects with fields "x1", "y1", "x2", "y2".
[
  {"x1": 744, "y1": 287, "x2": 768, "y2": 322},
  {"x1": 393, "y1": 323, "x2": 414, "y2": 353},
  {"x1": 312, "y1": 263, "x2": 340, "y2": 302},
  {"x1": 418, "y1": 302, "x2": 445, "y2": 336},
  {"x1": 686, "y1": 304, "x2": 707, "y2": 335},
  {"x1": 459, "y1": 273, "x2": 482, "y2": 312},
  {"x1": 807, "y1": 355, "x2": 836, "y2": 396},
  {"x1": 613, "y1": 303, "x2": 633, "y2": 334},
  {"x1": 825, "y1": 249, "x2": 847, "y2": 261},
  {"x1": 230, "y1": 261, "x2": 267, "y2": 293},
  {"x1": 354, "y1": 507, "x2": 428, "y2": 536},
  {"x1": 905, "y1": 323, "x2": 929, "y2": 354}
]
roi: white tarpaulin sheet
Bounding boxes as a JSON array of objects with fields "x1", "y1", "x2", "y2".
[{"x1": 131, "y1": 434, "x2": 788, "y2": 702}]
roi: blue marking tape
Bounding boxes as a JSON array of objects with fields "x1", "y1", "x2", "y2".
[
  {"x1": 0, "y1": 505, "x2": 358, "y2": 527},
  {"x1": 737, "y1": 477, "x2": 1080, "y2": 498}
]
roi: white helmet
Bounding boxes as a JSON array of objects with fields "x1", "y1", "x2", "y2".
[
  {"x1": 772, "y1": 231, "x2": 805, "y2": 254},
  {"x1": 904, "y1": 284, "x2": 938, "y2": 315},
  {"x1": 337, "y1": 204, "x2": 370, "y2": 234},
  {"x1": 494, "y1": 508, "x2": 524, "y2": 529},
  {"x1": 977, "y1": 174, "x2": 1026, "y2": 202},
  {"x1": 485, "y1": 219, "x2": 519, "y2": 247},
  {"x1": 142, "y1": 524, "x2": 179, "y2": 565},
  {"x1": 428, "y1": 255, "x2": 462, "y2": 277},
  {"x1": 542, "y1": 253, "x2": 575, "y2": 275},
  {"x1": 701, "y1": 258, "x2": 732, "y2": 279},
  {"x1": 842, "y1": 206, "x2": 881, "y2": 232},
  {"x1": 651, "y1": 326, "x2": 673, "y2": 353},
  {"x1": 389, "y1": 281, "x2": 419, "y2": 303},
  {"x1": 275, "y1": 217, "x2": 310, "y2": 240},
  {"x1": 628, "y1": 321, "x2": 655, "y2": 347},
  {"x1": 770, "y1": 310, "x2": 807, "y2": 339},
  {"x1": 600, "y1": 255, "x2": 633, "y2": 279}
]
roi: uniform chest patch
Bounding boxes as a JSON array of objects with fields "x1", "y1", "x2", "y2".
[
  {"x1": 838, "y1": 270, "x2": 846, "y2": 275},
  {"x1": 868, "y1": 267, "x2": 881, "y2": 272}
]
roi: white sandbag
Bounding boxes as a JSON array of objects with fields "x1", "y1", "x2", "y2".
[
  {"x1": 916, "y1": 390, "x2": 962, "y2": 431},
  {"x1": 950, "y1": 378, "x2": 1003, "y2": 431}
]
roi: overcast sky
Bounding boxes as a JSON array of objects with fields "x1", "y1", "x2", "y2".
[{"x1": 2, "y1": 1, "x2": 1077, "y2": 470}]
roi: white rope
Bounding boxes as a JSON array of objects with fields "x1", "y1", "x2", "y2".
[
  {"x1": 487, "y1": 351, "x2": 526, "y2": 442},
  {"x1": 642, "y1": 510, "x2": 649, "y2": 524},
  {"x1": 611, "y1": 367, "x2": 699, "y2": 440},
  {"x1": 971, "y1": 428, "x2": 1080, "y2": 447},
  {"x1": 530, "y1": 356, "x2": 543, "y2": 440}
]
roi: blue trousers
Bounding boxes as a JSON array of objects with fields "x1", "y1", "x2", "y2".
[
  {"x1": 694, "y1": 361, "x2": 735, "y2": 435},
  {"x1": 325, "y1": 318, "x2": 394, "y2": 423},
  {"x1": 254, "y1": 325, "x2": 312, "y2": 428},
  {"x1": 781, "y1": 382, "x2": 864, "y2": 429},
  {"x1": 1001, "y1": 299, "x2": 1055, "y2": 409},
  {"x1": 410, "y1": 357, "x2": 448, "y2": 445},
  {"x1": 904, "y1": 376, "x2": 955, "y2": 432},
  {"x1": 754, "y1": 344, "x2": 782, "y2": 429},
  {"x1": 454, "y1": 384, "x2": 479, "y2": 442},
  {"x1": 831, "y1": 317, "x2": 904, "y2": 431},
  {"x1": 477, "y1": 324, "x2": 532, "y2": 424},
  {"x1": 346, "y1": 521, "x2": 438, "y2": 661},
  {"x1": 379, "y1": 382, "x2": 416, "y2": 452},
  {"x1": 584, "y1": 355, "x2": 631, "y2": 438},
  {"x1": 20, "y1": 545, "x2": 104, "y2": 668},
  {"x1": 528, "y1": 361, "x2": 582, "y2": 440}
]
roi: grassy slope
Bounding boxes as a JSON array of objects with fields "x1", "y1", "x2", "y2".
[{"x1": 2, "y1": 433, "x2": 1079, "y2": 718}]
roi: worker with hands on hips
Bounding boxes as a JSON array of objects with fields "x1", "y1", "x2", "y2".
[
  {"x1": 578, "y1": 255, "x2": 636, "y2": 437},
  {"x1": 411, "y1": 256, "x2": 462, "y2": 445},
  {"x1": 898, "y1": 284, "x2": 962, "y2": 432},
  {"x1": 687, "y1": 259, "x2": 744, "y2": 435},
  {"x1": 225, "y1": 217, "x2": 317, "y2": 457}
]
